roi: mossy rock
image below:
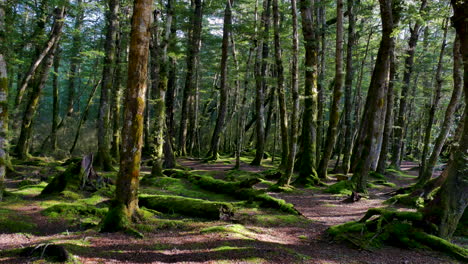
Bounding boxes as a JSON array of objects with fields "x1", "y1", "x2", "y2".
[{"x1": 139, "y1": 194, "x2": 234, "y2": 220}]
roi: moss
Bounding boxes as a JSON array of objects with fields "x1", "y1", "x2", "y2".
[
  {"x1": 42, "y1": 203, "x2": 107, "y2": 219},
  {"x1": 17, "y1": 179, "x2": 37, "y2": 188},
  {"x1": 372, "y1": 180, "x2": 397, "y2": 188},
  {"x1": 60, "y1": 190, "x2": 83, "y2": 200},
  {"x1": 369, "y1": 171, "x2": 386, "y2": 180},
  {"x1": 385, "y1": 168, "x2": 416, "y2": 178},
  {"x1": 324, "y1": 181, "x2": 353, "y2": 196},
  {"x1": 267, "y1": 184, "x2": 295, "y2": 193},
  {"x1": 100, "y1": 201, "x2": 130, "y2": 233},
  {"x1": 13, "y1": 181, "x2": 47, "y2": 196},
  {"x1": 385, "y1": 194, "x2": 424, "y2": 208},
  {"x1": 200, "y1": 224, "x2": 256, "y2": 240},
  {"x1": 252, "y1": 214, "x2": 311, "y2": 227},
  {"x1": 40, "y1": 162, "x2": 82, "y2": 196},
  {"x1": 412, "y1": 231, "x2": 468, "y2": 261},
  {"x1": 0, "y1": 208, "x2": 37, "y2": 233},
  {"x1": 139, "y1": 194, "x2": 234, "y2": 220}
]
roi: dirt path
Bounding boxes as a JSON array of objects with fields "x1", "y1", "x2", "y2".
[{"x1": 0, "y1": 158, "x2": 460, "y2": 264}]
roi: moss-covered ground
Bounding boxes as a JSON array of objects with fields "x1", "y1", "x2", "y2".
[{"x1": 0, "y1": 156, "x2": 464, "y2": 263}]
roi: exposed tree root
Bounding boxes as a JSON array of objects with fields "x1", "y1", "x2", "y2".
[{"x1": 328, "y1": 208, "x2": 468, "y2": 261}]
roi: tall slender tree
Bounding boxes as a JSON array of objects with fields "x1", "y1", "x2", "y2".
[
  {"x1": 101, "y1": 0, "x2": 152, "y2": 232},
  {"x1": 317, "y1": 0, "x2": 343, "y2": 179},
  {"x1": 97, "y1": 0, "x2": 119, "y2": 170},
  {"x1": 0, "y1": 0, "x2": 8, "y2": 201},
  {"x1": 209, "y1": 0, "x2": 233, "y2": 160}
]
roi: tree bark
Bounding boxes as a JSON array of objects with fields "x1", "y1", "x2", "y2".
[
  {"x1": 50, "y1": 47, "x2": 61, "y2": 151},
  {"x1": 97, "y1": 0, "x2": 119, "y2": 171},
  {"x1": 317, "y1": 0, "x2": 343, "y2": 179},
  {"x1": 101, "y1": 0, "x2": 152, "y2": 232}
]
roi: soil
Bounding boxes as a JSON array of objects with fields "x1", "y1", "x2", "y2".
[{"x1": 0, "y1": 158, "x2": 462, "y2": 264}]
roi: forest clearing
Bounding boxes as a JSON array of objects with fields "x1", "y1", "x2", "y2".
[{"x1": 0, "y1": 0, "x2": 467, "y2": 263}]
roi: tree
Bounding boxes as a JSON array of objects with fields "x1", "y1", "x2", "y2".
[
  {"x1": 293, "y1": 0, "x2": 320, "y2": 186},
  {"x1": 101, "y1": 0, "x2": 152, "y2": 232},
  {"x1": 179, "y1": 0, "x2": 203, "y2": 156},
  {"x1": 0, "y1": 0, "x2": 7, "y2": 201},
  {"x1": 208, "y1": 0, "x2": 233, "y2": 160},
  {"x1": 317, "y1": 0, "x2": 343, "y2": 179},
  {"x1": 15, "y1": 7, "x2": 66, "y2": 160},
  {"x1": 350, "y1": 0, "x2": 397, "y2": 193},
  {"x1": 251, "y1": 0, "x2": 271, "y2": 166},
  {"x1": 97, "y1": 0, "x2": 119, "y2": 171}
]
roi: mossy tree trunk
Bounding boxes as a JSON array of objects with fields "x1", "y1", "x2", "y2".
[
  {"x1": 350, "y1": 0, "x2": 396, "y2": 193},
  {"x1": 101, "y1": 0, "x2": 152, "y2": 232},
  {"x1": 421, "y1": 0, "x2": 468, "y2": 239},
  {"x1": 277, "y1": 0, "x2": 299, "y2": 186},
  {"x1": 341, "y1": 0, "x2": 355, "y2": 175},
  {"x1": 97, "y1": 0, "x2": 119, "y2": 171},
  {"x1": 391, "y1": 0, "x2": 426, "y2": 169},
  {"x1": 179, "y1": 0, "x2": 202, "y2": 156},
  {"x1": 15, "y1": 8, "x2": 65, "y2": 160},
  {"x1": 151, "y1": 2, "x2": 173, "y2": 177},
  {"x1": 293, "y1": 0, "x2": 320, "y2": 186},
  {"x1": 209, "y1": 0, "x2": 233, "y2": 160},
  {"x1": 0, "y1": 0, "x2": 7, "y2": 201},
  {"x1": 419, "y1": 20, "x2": 448, "y2": 184},
  {"x1": 251, "y1": 0, "x2": 271, "y2": 166},
  {"x1": 317, "y1": 0, "x2": 343, "y2": 180}
]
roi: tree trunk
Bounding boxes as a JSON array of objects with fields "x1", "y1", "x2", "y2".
[
  {"x1": 376, "y1": 47, "x2": 395, "y2": 174},
  {"x1": 209, "y1": 0, "x2": 233, "y2": 160},
  {"x1": 419, "y1": 20, "x2": 448, "y2": 182},
  {"x1": 179, "y1": 0, "x2": 202, "y2": 156},
  {"x1": 101, "y1": 0, "x2": 152, "y2": 232},
  {"x1": 350, "y1": 0, "x2": 395, "y2": 193},
  {"x1": 0, "y1": 0, "x2": 8, "y2": 201},
  {"x1": 391, "y1": 0, "x2": 427, "y2": 169},
  {"x1": 341, "y1": 0, "x2": 355, "y2": 175},
  {"x1": 317, "y1": 0, "x2": 343, "y2": 179},
  {"x1": 50, "y1": 47, "x2": 61, "y2": 151},
  {"x1": 251, "y1": 0, "x2": 271, "y2": 166},
  {"x1": 278, "y1": 0, "x2": 300, "y2": 186},
  {"x1": 15, "y1": 8, "x2": 65, "y2": 160},
  {"x1": 316, "y1": 3, "x2": 325, "y2": 164},
  {"x1": 97, "y1": 0, "x2": 119, "y2": 171},
  {"x1": 151, "y1": 1, "x2": 173, "y2": 176},
  {"x1": 293, "y1": 0, "x2": 320, "y2": 186}
]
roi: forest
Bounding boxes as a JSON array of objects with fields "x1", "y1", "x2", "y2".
[{"x1": 0, "y1": 0, "x2": 467, "y2": 262}]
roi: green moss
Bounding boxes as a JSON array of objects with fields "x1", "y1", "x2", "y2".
[
  {"x1": 60, "y1": 190, "x2": 83, "y2": 200},
  {"x1": 17, "y1": 179, "x2": 37, "y2": 188},
  {"x1": 40, "y1": 162, "x2": 82, "y2": 195},
  {"x1": 412, "y1": 231, "x2": 468, "y2": 261},
  {"x1": 13, "y1": 181, "x2": 47, "y2": 196},
  {"x1": 385, "y1": 194, "x2": 424, "y2": 208},
  {"x1": 369, "y1": 171, "x2": 386, "y2": 180},
  {"x1": 324, "y1": 181, "x2": 353, "y2": 196},
  {"x1": 139, "y1": 194, "x2": 234, "y2": 220},
  {"x1": 386, "y1": 168, "x2": 416, "y2": 178},
  {"x1": 100, "y1": 201, "x2": 130, "y2": 233},
  {"x1": 201, "y1": 224, "x2": 257, "y2": 240},
  {"x1": 42, "y1": 203, "x2": 107, "y2": 219},
  {"x1": 252, "y1": 213, "x2": 311, "y2": 227},
  {"x1": 372, "y1": 180, "x2": 397, "y2": 188},
  {"x1": 0, "y1": 209, "x2": 37, "y2": 233}
]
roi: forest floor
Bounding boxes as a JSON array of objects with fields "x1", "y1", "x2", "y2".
[{"x1": 0, "y1": 156, "x2": 465, "y2": 264}]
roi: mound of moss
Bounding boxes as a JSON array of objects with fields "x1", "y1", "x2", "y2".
[
  {"x1": 328, "y1": 208, "x2": 468, "y2": 261},
  {"x1": 139, "y1": 195, "x2": 234, "y2": 220},
  {"x1": 42, "y1": 203, "x2": 107, "y2": 218}
]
